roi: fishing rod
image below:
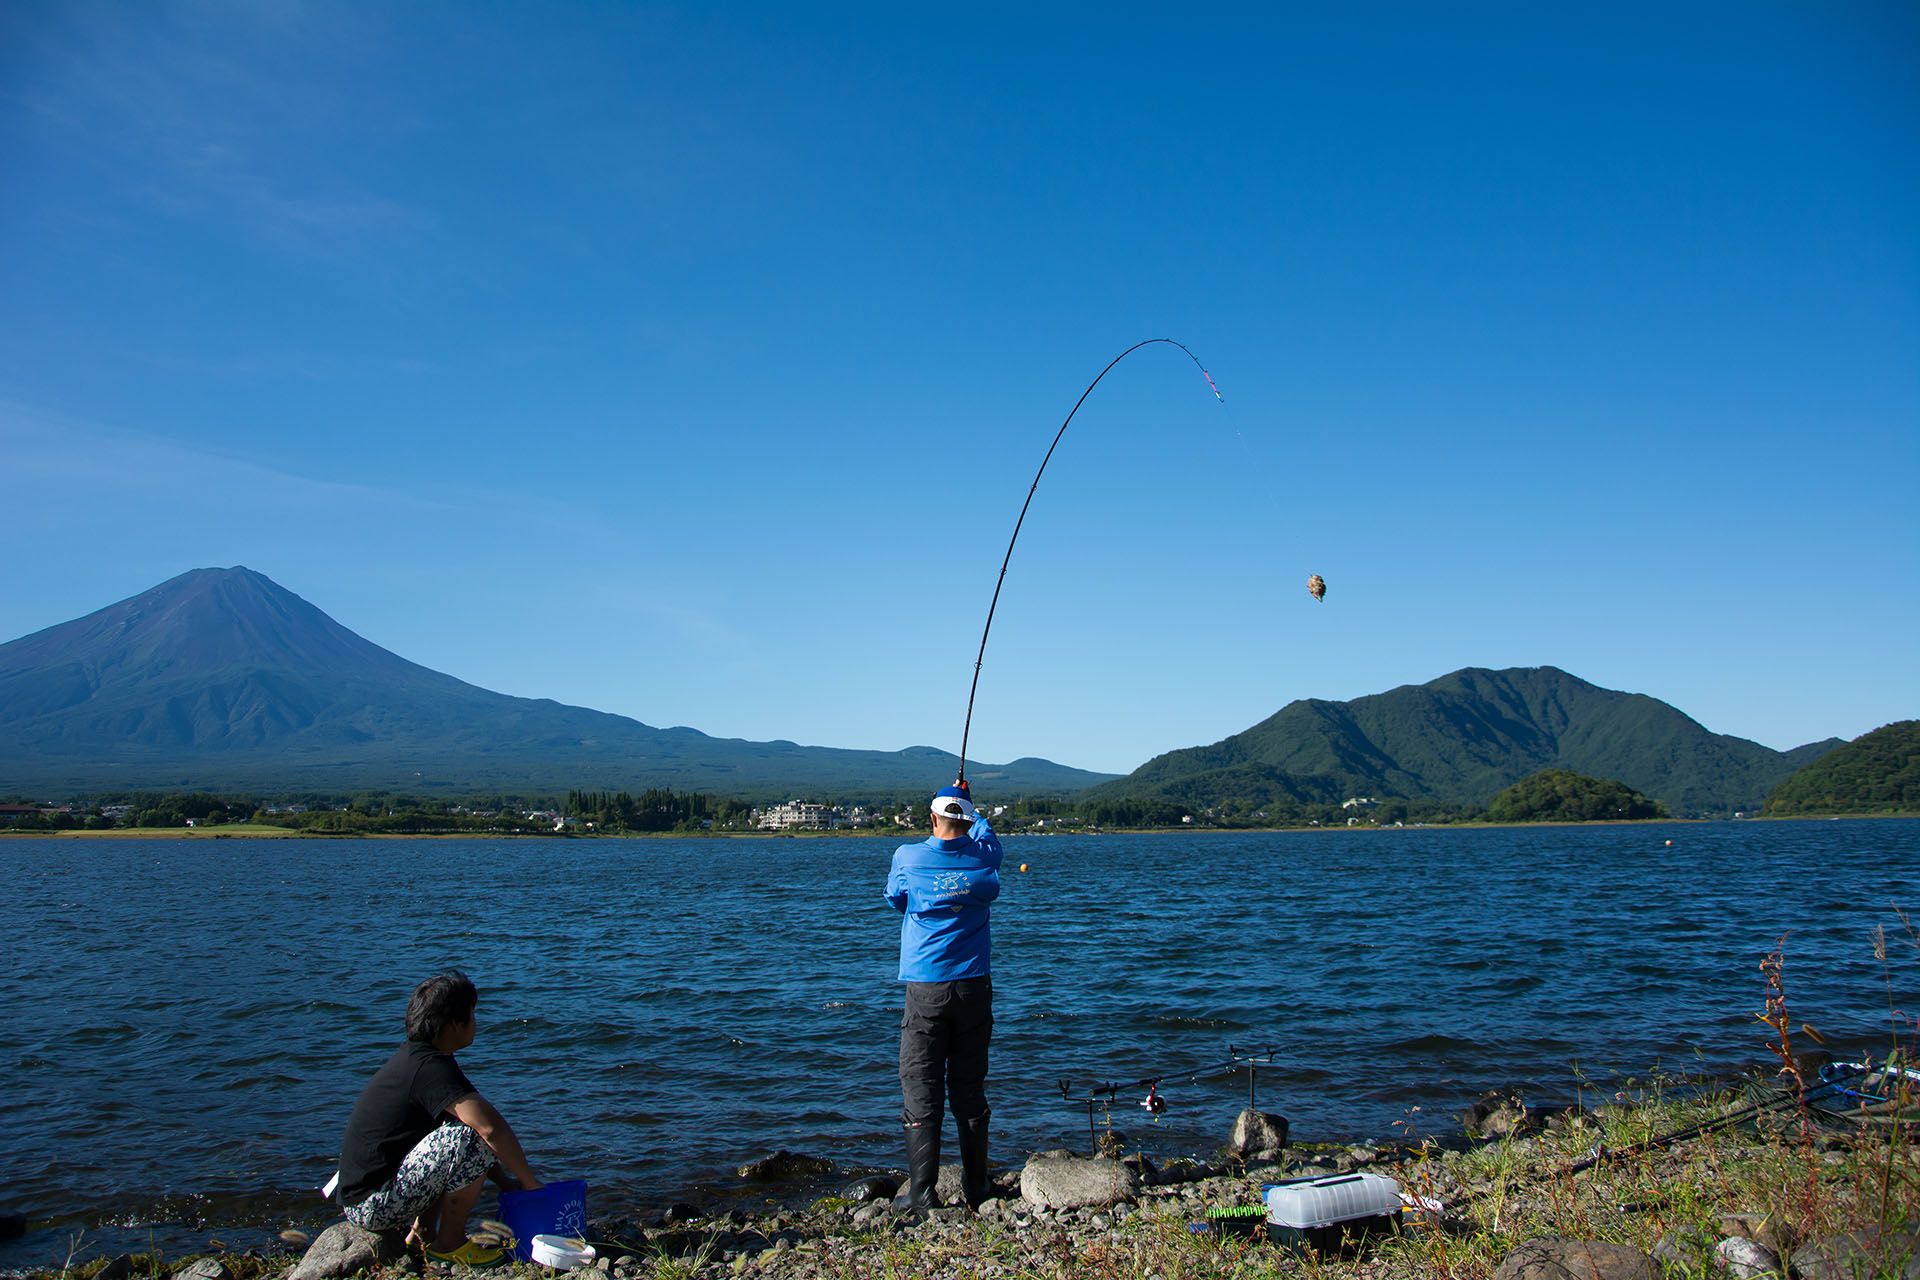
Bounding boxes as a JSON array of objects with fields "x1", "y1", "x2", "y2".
[
  {"x1": 956, "y1": 338, "x2": 1223, "y2": 784},
  {"x1": 1057, "y1": 1044, "x2": 1277, "y2": 1144},
  {"x1": 1583, "y1": 1055, "x2": 1920, "y2": 1170},
  {"x1": 1392, "y1": 1067, "x2": 1877, "y2": 1223},
  {"x1": 1560, "y1": 1072, "x2": 1850, "y2": 1176}
]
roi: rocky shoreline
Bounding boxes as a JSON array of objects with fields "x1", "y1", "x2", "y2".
[{"x1": 15, "y1": 1079, "x2": 1915, "y2": 1280}]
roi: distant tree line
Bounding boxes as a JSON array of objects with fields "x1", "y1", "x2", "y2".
[
  {"x1": 0, "y1": 788, "x2": 761, "y2": 834},
  {"x1": 565, "y1": 788, "x2": 754, "y2": 832},
  {"x1": 990, "y1": 793, "x2": 1486, "y2": 830},
  {"x1": 0, "y1": 793, "x2": 254, "y2": 830},
  {"x1": 4, "y1": 766, "x2": 1704, "y2": 836}
]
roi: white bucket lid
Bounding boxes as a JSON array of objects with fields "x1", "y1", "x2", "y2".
[{"x1": 530, "y1": 1235, "x2": 596, "y2": 1270}]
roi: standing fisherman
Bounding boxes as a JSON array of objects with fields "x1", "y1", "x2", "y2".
[{"x1": 885, "y1": 779, "x2": 1003, "y2": 1209}]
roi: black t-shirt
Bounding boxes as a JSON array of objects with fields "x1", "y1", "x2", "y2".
[{"x1": 336, "y1": 1041, "x2": 478, "y2": 1205}]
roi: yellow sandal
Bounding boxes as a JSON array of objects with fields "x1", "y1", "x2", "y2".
[{"x1": 422, "y1": 1240, "x2": 508, "y2": 1269}]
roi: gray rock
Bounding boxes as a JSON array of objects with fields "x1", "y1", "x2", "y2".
[
  {"x1": 1153, "y1": 1157, "x2": 1212, "y2": 1185},
  {"x1": 839, "y1": 1174, "x2": 898, "y2": 1203},
  {"x1": 1715, "y1": 1236, "x2": 1780, "y2": 1278},
  {"x1": 289, "y1": 1223, "x2": 407, "y2": 1280},
  {"x1": 1650, "y1": 1229, "x2": 1709, "y2": 1266},
  {"x1": 1089, "y1": 1213, "x2": 1112, "y2": 1231},
  {"x1": 1719, "y1": 1212, "x2": 1790, "y2": 1256},
  {"x1": 1464, "y1": 1090, "x2": 1529, "y2": 1139},
  {"x1": 1492, "y1": 1237, "x2": 1656, "y2": 1280},
  {"x1": 1019, "y1": 1152, "x2": 1141, "y2": 1210},
  {"x1": 1227, "y1": 1108, "x2": 1290, "y2": 1158},
  {"x1": 935, "y1": 1163, "x2": 966, "y2": 1205},
  {"x1": 737, "y1": 1150, "x2": 832, "y2": 1181},
  {"x1": 1792, "y1": 1226, "x2": 1920, "y2": 1279},
  {"x1": 173, "y1": 1260, "x2": 233, "y2": 1280},
  {"x1": 589, "y1": 1215, "x2": 646, "y2": 1241},
  {"x1": 95, "y1": 1257, "x2": 135, "y2": 1280},
  {"x1": 976, "y1": 1198, "x2": 1005, "y2": 1220}
]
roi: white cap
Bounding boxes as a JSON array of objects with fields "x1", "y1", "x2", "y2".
[{"x1": 930, "y1": 787, "x2": 978, "y2": 823}]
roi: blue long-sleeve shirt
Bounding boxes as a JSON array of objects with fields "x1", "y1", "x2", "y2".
[{"x1": 885, "y1": 817, "x2": 1003, "y2": 982}]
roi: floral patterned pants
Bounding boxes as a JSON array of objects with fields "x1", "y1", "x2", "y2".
[{"x1": 342, "y1": 1121, "x2": 493, "y2": 1231}]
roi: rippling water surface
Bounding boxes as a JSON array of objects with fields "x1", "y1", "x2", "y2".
[{"x1": 1, "y1": 819, "x2": 1914, "y2": 1264}]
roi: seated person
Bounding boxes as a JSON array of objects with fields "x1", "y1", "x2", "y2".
[{"x1": 334, "y1": 972, "x2": 540, "y2": 1266}]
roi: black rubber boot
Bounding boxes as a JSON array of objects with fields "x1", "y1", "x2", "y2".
[
  {"x1": 895, "y1": 1121, "x2": 941, "y2": 1209},
  {"x1": 958, "y1": 1112, "x2": 991, "y2": 1209}
]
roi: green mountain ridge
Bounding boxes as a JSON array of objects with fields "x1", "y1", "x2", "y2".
[
  {"x1": 1763, "y1": 720, "x2": 1920, "y2": 816},
  {"x1": 1093, "y1": 666, "x2": 1843, "y2": 817}
]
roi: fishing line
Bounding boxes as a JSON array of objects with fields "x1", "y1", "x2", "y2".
[{"x1": 957, "y1": 338, "x2": 1225, "y2": 783}]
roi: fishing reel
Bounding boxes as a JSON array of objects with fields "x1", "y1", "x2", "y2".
[{"x1": 1140, "y1": 1084, "x2": 1168, "y2": 1116}]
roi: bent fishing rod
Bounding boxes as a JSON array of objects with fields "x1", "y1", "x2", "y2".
[{"x1": 956, "y1": 338, "x2": 1223, "y2": 783}]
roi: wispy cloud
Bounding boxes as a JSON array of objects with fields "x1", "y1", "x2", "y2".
[
  {"x1": 0, "y1": 402, "x2": 732, "y2": 613},
  {"x1": 9, "y1": 3, "x2": 432, "y2": 260},
  {"x1": 0, "y1": 399, "x2": 453, "y2": 514},
  {"x1": 581, "y1": 586, "x2": 758, "y2": 662}
]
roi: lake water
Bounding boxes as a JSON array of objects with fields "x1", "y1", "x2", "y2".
[{"x1": 1, "y1": 819, "x2": 1914, "y2": 1266}]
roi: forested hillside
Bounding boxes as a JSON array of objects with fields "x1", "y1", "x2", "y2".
[
  {"x1": 1764, "y1": 720, "x2": 1919, "y2": 816},
  {"x1": 1089, "y1": 666, "x2": 1839, "y2": 817}
]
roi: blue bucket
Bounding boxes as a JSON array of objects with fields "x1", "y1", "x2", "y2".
[{"x1": 496, "y1": 1179, "x2": 588, "y2": 1261}]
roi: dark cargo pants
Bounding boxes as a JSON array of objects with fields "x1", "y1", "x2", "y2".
[{"x1": 899, "y1": 976, "x2": 992, "y2": 1126}]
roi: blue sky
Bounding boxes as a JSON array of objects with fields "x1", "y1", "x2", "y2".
[{"x1": 3, "y1": 2, "x2": 1915, "y2": 775}]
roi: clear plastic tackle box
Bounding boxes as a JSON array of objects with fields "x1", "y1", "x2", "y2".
[{"x1": 1261, "y1": 1172, "x2": 1403, "y2": 1251}]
